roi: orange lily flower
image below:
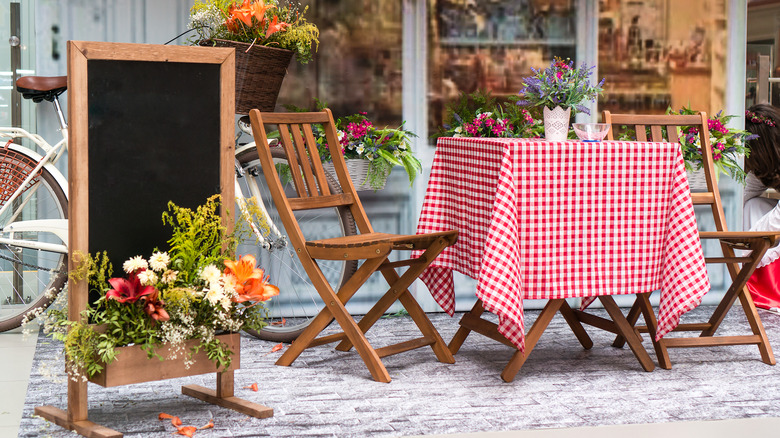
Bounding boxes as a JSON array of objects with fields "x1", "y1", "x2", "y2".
[
  {"x1": 228, "y1": 0, "x2": 254, "y2": 27},
  {"x1": 224, "y1": 255, "x2": 279, "y2": 303},
  {"x1": 250, "y1": 0, "x2": 273, "y2": 25},
  {"x1": 265, "y1": 16, "x2": 289, "y2": 39}
]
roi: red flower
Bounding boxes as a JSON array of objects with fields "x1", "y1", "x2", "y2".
[
  {"x1": 106, "y1": 272, "x2": 154, "y2": 304},
  {"x1": 142, "y1": 290, "x2": 170, "y2": 324}
]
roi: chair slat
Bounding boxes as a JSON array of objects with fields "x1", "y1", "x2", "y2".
[
  {"x1": 303, "y1": 124, "x2": 331, "y2": 196},
  {"x1": 277, "y1": 124, "x2": 308, "y2": 198},
  {"x1": 636, "y1": 125, "x2": 647, "y2": 142},
  {"x1": 289, "y1": 123, "x2": 319, "y2": 197},
  {"x1": 649, "y1": 125, "x2": 663, "y2": 142},
  {"x1": 666, "y1": 125, "x2": 680, "y2": 143}
]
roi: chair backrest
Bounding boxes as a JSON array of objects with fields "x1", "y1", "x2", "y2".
[
  {"x1": 602, "y1": 110, "x2": 728, "y2": 232},
  {"x1": 248, "y1": 109, "x2": 374, "y2": 240}
]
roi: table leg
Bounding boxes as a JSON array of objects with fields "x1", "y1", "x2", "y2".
[
  {"x1": 501, "y1": 299, "x2": 565, "y2": 382},
  {"x1": 449, "y1": 299, "x2": 485, "y2": 354},
  {"x1": 599, "y1": 295, "x2": 655, "y2": 372},
  {"x1": 558, "y1": 300, "x2": 593, "y2": 350}
]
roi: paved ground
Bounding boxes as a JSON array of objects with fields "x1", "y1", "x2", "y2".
[{"x1": 17, "y1": 305, "x2": 780, "y2": 437}]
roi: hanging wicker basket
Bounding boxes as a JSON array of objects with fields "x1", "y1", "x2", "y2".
[{"x1": 200, "y1": 39, "x2": 293, "y2": 114}]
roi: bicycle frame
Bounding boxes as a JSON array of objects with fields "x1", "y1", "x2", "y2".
[
  {"x1": 0, "y1": 123, "x2": 69, "y2": 253},
  {"x1": 234, "y1": 142, "x2": 287, "y2": 251}
]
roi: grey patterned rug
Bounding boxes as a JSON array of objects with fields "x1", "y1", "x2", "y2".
[{"x1": 18, "y1": 305, "x2": 780, "y2": 437}]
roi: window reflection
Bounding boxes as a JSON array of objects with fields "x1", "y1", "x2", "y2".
[
  {"x1": 428, "y1": 0, "x2": 577, "y2": 136},
  {"x1": 597, "y1": 0, "x2": 727, "y2": 115},
  {"x1": 275, "y1": 0, "x2": 403, "y2": 128}
]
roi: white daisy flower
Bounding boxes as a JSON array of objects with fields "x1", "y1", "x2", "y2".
[
  {"x1": 161, "y1": 270, "x2": 178, "y2": 284},
  {"x1": 137, "y1": 269, "x2": 158, "y2": 286},
  {"x1": 200, "y1": 265, "x2": 222, "y2": 283},
  {"x1": 123, "y1": 256, "x2": 148, "y2": 274},
  {"x1": 148, "y1": 252, "x2": 170, "y2": 272},
  {"x1": 204, "y1": 286, "x2": 225, "y2": 306}
]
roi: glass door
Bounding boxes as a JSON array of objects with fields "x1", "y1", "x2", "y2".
[{"x1": 0, "y1": 1, "x2": 36, "y2": 131}]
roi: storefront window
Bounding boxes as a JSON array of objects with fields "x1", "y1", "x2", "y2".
[
  {"x1": 597, "y1": 0, "x2": 728, "y2": 115},
  {"x1": 276, "y1": 0, "x2": 403, "y2": 128},
  {"x1": 427, "y1": 0, "x2": 578, "y2": 135}
]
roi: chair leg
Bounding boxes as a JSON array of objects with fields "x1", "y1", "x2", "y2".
[
  {"x1": 501, "y1": 299, "x2": 565, "y2": 382},
  {"x1": 737, "y1": 286, "x2": 776, "y2": 365},
  {"x1": 277, "y1": 257, "x2": 392, "y2": 383},
  {"x1": 335, "y1": 237, "x2": 455, "y2": 365}
]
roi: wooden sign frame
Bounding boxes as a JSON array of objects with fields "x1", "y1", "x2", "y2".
[{"x1": 35, "y1": 41, "x2": 271, "y2": 438}]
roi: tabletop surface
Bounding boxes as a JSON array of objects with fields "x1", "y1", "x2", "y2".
[{"x1": 416, "y1": 137, "x2": 711, "y2": 351}]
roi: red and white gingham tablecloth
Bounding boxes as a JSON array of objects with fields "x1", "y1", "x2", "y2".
[{"x1": 416, "y1": 137, "x2": 710, "y2": 352}]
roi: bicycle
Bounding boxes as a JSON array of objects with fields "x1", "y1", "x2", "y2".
[{"x1": 0, "y1": 76, "x2": 357, "y2": 343}]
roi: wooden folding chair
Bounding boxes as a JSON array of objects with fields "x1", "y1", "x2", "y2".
[
  {"x1": 602, "y1": 110, "x2": 778, "y2": 368},
  {"x1": 248, "y1": 109, "x2": 457, "y2": 383}
]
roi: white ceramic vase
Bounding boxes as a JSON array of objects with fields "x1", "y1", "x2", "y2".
[{"x1": 543, "y1": 106, "x2": 572, "y2": 142}]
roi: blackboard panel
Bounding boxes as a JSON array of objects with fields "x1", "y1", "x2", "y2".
[{"x1": 86, "y1": 60, "x2": 222, "y2": 268}]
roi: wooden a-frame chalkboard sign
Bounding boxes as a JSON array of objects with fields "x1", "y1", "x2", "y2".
[{"x1": 34, "y1": 40, "x2": 272, "y2": 438}]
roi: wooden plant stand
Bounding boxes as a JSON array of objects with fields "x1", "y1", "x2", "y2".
[
  {"x1": 35, "y1": 333, "x2": 273, "y2": 437},
  {"x1": 33, "y1": 41, "x2": 272, "y2": 438}
]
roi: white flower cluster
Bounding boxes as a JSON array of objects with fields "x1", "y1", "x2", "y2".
[
  {"x1": 199, "y1": 264, "x2": 237, "y2": 311},
  {"x1": 122, "y1": 251, "x2": 178, "y2": 287}
]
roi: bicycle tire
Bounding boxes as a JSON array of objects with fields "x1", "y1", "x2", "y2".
[
  {"x1": 0, "y1": 156, "x2": 68, "y2": 332},
  {"x1": 236, "y1": 145, "x2": 358, "y2": 343}
]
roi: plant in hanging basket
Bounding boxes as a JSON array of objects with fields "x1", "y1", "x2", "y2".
[
  {"x1": 32, "y1": 196, "x2": 279, "y2": 381},
  {"x1": 189, "y1": 0, "x2": 319, "y2": 63},
  {"x1": 189, "y1": 0, "x2": 319, "y2": 113}
]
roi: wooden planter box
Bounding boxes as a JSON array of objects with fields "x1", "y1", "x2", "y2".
[{"x1": 89, "y1": 333, "x2": 239, "y2": 388}]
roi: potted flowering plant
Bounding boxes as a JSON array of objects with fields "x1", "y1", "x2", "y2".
[
  {"x1": 283, "y1": 100, "x2": 421, "y2": 191},
  {"x1": 437, "y1": 90, "x2": 545, "y2": 139},
  {"x1": 34, "y1": 196, "x2": 278, "y2": 381},
  {"x1": 517, "y1": 57, "x2": 604, "y2": 141},
  {"x1": 321, "y1": 112, "x2": 420, "y2": 191},
  {"x1": 189, "y1": 0, "x2": 319, "y2": 113},
  {"x1": 671, "y1": 106, "x2": 755, "y2": 185}
]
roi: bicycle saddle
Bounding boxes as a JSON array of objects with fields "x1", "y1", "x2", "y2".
[{"x1": 15, "y1": 76, "x2": 67, "y2": 103}]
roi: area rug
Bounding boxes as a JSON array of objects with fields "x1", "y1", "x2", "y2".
[{"x1": 18, "y1": 306, "x2": 780, "y2": 437}]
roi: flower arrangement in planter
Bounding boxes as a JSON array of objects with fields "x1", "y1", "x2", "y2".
[
  {"x1": 188, "y1": 0, "x2": 320, "y2": 113},
  {"x1": 672, "y1": 106, "x2": 755, "y2": 184},
  {"x1": 517, "y1": 57, "x2": 604, "y2": 141},
  {"x1": 436, "y1": 90, "x2": 545, "y2": 139},
  {"x1": 613, "y1": 106, "x2": 755, "y2": 185},
  {"x1": 36, "y1": 196, "x2": 278, "y2": 380}
]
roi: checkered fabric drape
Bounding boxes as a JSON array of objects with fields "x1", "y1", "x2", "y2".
[{"x1": 415, "y1": 138, "x2": 710, "y2": 352}]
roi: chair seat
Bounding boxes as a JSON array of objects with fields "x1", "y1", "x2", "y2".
[{"x1": 307, "y1": 230, "x2": 458, "y2": 260}]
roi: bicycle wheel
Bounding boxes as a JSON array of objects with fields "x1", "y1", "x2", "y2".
[
  {"x1": 0, "y1": 155, "x2": 68, "y2": 332},
  {"x1": 236, "y1": 145, "x2": 358, "y2": 343}
]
